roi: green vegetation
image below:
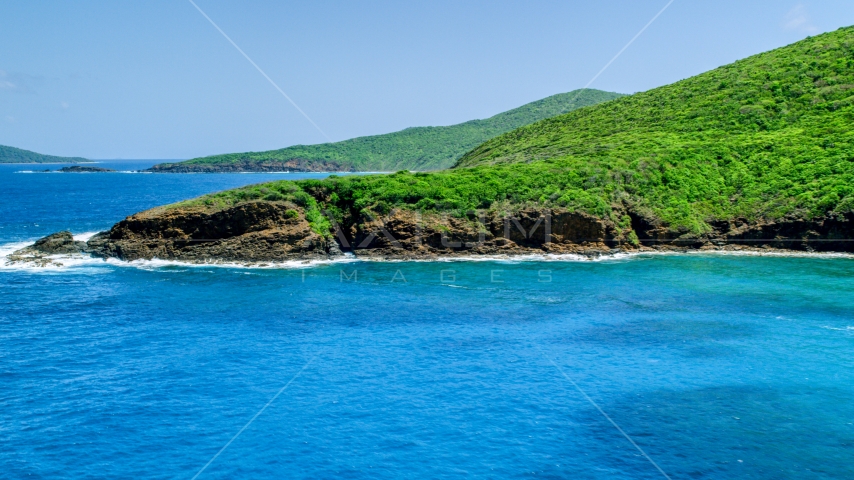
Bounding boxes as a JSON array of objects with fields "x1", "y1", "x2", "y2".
[
  {"x1": 451, "y1": 27, "x2": 854, "y2": 230},
  {"x1": 172, "y1": 180, "x2": 332, "y2": 235},
  {"x1": 0, "y1": 145, "x2": 89, "y2": 164},
  {"x1": 173, "y1": 27, "x2": 854, "y2": 235},
  {"x1": 153, "y1": 89, "x2": 623, "y2": 172}
]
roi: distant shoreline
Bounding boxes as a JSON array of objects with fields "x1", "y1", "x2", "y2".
[{"x1": 12, "y1": 168, "x2": 387, "y2": 175}]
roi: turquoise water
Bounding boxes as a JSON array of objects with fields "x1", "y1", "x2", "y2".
[{"x1": 2, "y1": 162, "x2": 854, "y2": 479}]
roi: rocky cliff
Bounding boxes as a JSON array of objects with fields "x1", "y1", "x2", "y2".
[
  {"x1": 13, "y1": 201, "x2": 854, "y2": 266},
  {"x1": 85, "y1": 202, "x2": 334, "y2": 262}
]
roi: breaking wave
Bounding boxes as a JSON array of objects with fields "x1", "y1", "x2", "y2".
[{"x1": 2, "y1": 234, "x2": 853, "y2": 273}]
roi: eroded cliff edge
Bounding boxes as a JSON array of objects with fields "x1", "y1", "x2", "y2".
[{"x1": 12, "y1": 200, "x2": 854, "y2": 266}]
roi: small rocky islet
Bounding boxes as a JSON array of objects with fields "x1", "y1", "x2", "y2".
[
  {"x1": 29, "y1": 166, "x2": 117, "y2": 173},
  {"x1": 7, "y1": 231, "x2": 91, "y2": 267},
  {"x1": 57, "y1": 166, "x2": 116, "y2": 173}
]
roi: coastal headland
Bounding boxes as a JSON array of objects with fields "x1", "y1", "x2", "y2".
[
  {"x1": 12, "y1": 27, "x2": 854, "y2": 265},
  {"x1": 11, "y1": 201, "x2": 854, "y2": 266}
]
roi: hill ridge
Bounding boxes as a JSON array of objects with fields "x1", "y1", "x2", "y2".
[
  {"x1": 0, "y1": 145, "x2": 89, "y2": 164},
  {"x1": 44, "y1": 26, "x2": 854, "y2": 264},
  {"x1": 456, "y1": 27, "x2": 854, "y2": 168},
  {"x1": 149, "y1": 89, "x2": 623, "y2": 172}
]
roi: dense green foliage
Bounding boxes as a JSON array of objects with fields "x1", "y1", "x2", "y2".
[
  {"x1": 449, "y1": 28, "x2": 854, "y2": 229},
  {"x1": 0, "y1": 145, "x2": 89, "y2": 164},
  {"x1": 155, "y1": 89, "x2": 622, "y2": 172},
  {"x1": 177, "y1": 27, "x2": 854, "y2": 235},
  {"x1": 173, "y1": 180, "x2": 332, "y2": 234}
]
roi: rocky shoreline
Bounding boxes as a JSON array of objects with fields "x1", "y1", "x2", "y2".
[
  {"x1": 147, "y1": 159, "x2": 355, "y2": 173},
  {"x1": 7, "y1": 201, "x2": 854, "y2": 267}
]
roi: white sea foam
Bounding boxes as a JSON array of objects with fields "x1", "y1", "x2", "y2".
[
  {"x1": 0, "y1": 252, "x2": 107, "y2": 272},
  {"x1": 0, "y1": 241, "x2": 33, "y2": 258},
  {"x1": 346, "y1": 248, "x2": 854, "y2": 264},
  {"x1": 685, "y1": 249, "x2": 854, "y2": 259},
  {"x1": 1, "y1": 249, "x2": 359, "y2": 273},
  {"x1": 192, "y1": 248, "x2": 852, "y2": 266},
  {"x1": 821, "y1": 326, "x2": 854, "y2": 332},
  {"x1": 0, "y1": 235, "x2": 102, "y2": 271},
  {"x1": 354, "y1": 251, "x2": 646, "y2": 264},
  {"x1": 0, "y1": 232, "x2": 109, "y2": 271},
  {"x1": 3, "y1": 233, "x2": 854, "y2": 273},
  {"x1": 73, "y1": 231, "x2": 100, "y2": 242},
  {"x1": 104, "y1": 254, "x2": 360, "y2": 271}
]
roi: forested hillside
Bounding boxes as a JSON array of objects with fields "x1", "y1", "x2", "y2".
[{"x1": 150, "y1": 89, "x2": 622, "y2": 172}]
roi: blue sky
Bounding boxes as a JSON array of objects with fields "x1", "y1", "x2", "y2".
[{"x1": 1, "y1": 1, "x2": 853, "y2": 159}]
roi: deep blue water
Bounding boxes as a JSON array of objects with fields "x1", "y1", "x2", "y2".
[{"x1": 2, "y1": 161, "x2": 854, "y2": 479}]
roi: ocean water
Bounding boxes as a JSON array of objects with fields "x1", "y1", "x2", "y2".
[{"x1": 2, "y1": 161, "x2": 854, "y2": 479}]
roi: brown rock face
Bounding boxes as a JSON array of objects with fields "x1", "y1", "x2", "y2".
[
  {"x1": 717, "y1": 214, "x2": 854, "y2": 252},
  {"x1": 630, "y1": 212, "x2": 854, "y2": 252},
  {"x1": 63, "y1": 202, "x2": 854, "y2": 265},
  {"x1": 81, "y1": 205, "x2": 623, "y2": 263},
  {"x1": 338, "y1": 209, "x2": 618, "y2": 259},
  {"x1": 88, "y1": 202, "x2": 334, "y2": 262},
  {"x1": 30, "y1": 231, "x2": 87, "y2": 254}
]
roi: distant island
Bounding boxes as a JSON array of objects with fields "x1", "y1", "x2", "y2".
[
  {"x1": 28, "y1": 166, "x2": 115, "y2": 173},
  {"x1": 148, "y1": 89, "x2": 623, "y2": 173},
  {"x1": 17, "y1": 27, "x2": 854, "y2": 265},
  {"x1": 57, "y1": 166, "x2": 115, "y2": 173},
  {"x1": 0, "y1": 145, "x2": 90, "y2": 164}
]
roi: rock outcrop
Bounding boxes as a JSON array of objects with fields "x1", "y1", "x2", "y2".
[
  {"x1": 336, "y1": 209, "x2": 618, "y2": 259},
  {"x1": 85, "y1": 202, "x2": 334, "y2": 262},
  {"x1": 30, "y1": 231, "x2": 87, "y2": 254},
  {"x1": 6, "y1": 231, "x2": 88, "y2": 267},
  {"x1": 11, "y1": 203, "x2": 854, "y2": 266},
  {"x1": 58, "y1": 166, "x2": 116, "y2": 173},
  {"x1": 629, "y1": 211, "x2": 854, "y2": 253}
]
